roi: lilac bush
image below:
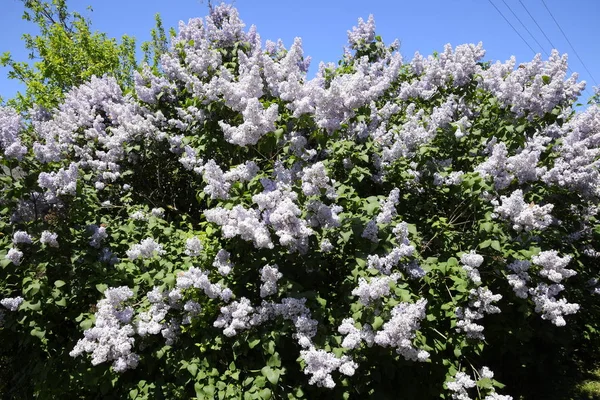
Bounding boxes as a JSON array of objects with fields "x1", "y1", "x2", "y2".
[{"x1": 1, "y1": 3, "x2": 599, "y2": 399}]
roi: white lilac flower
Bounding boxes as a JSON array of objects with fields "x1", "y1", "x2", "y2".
[
  {"x1": 306, "y1": 201, "x2": 343, "y2": 229},
  {"x1": 259, "y1": 264, "x2": 282, "y2": 298},
  {"x1": 213, "y1": 297, "x2": 255, "y2": 337},
  {"x1": 179, "y1": 145, "x2": 203, "y2": 171},
  {"x1": 38, "y1": 163, "x2": 79, "y2": 200},
  {"x1": 205, "y1": 205, "x2": 274, "y2": 249},
  {"x1": 461, "y1": 250, "x2": 484, "y2": 285},
  {"x1": 374, "y1": 298, "x2": 429, "y2": 362},
  {"x1": 40, "y1": 231, "x2": 59, "y2": 247},
  {"x1": 352, "y1": 274, "x2": 399, "y2": 305},
  {"x1": 484, "y1": 394, "x2": 513, "y2": 400},
  {"x1": 493, "y1": 189, "x2": 553, "y2": 232},
  {"x1": 338, "y1": 318, "x2": 362, "y2": 349},
  {"x1": 252, "y1": 182, "x2": 313, "y2": 253},
  {"x1": 447, "y1": 371, "x2": 476, "y2": 400},
  {"x1": 6, "y1": 248, "x2": 24, "y2": 266},
  {"x1": 433, "y1": 171, "x2": 465, "y2": 186},
  {"x1": 223, "y1": 161, "x2": 260, "y2": 182},
  {"x1": 150, "y1": 208, "x2": 165, "y2": 218},
  {"x1": 300, "y1": 346, "x2": 357, "y2": 388},
  {"x1": 182, "y1": 301, "x2": 202, "y2": 324},
  {"x1": 479, "y1": 50, "x2": 584, "y2": 119},
  {"x1": 506, "y1": 260, "x2": 531, "y2": 297},
  {"x1": 218, "y1": 99, "x2": 278, "y2": 146},
  {"x1": 0, "y1": 296, "x2": 24, "y2": 311},
  {"x1": 338, "y1": 318, "x2": 374, "y2": 350},
  {"x1": 362, "y1": 219, "x2": 379, "y2": 242},
  {"x1": 455, "y1": 287, "x2": 502, "y2": 340},
  {"x1": 130, "y1": 210, "x2": 147, "y2": 221},
  {"x1": 89, "y1": 225, "x2": 108, "y2": 248},
  {"x1": 347, "y1": 15, "x2": 376, "y2": 48},
  {"x1": 12, "y1": 231, "x2": 33, "y2": 245},
  {"x1": 376, "y1": 188, "x2": 400, "y2": 224},
  {"x1": 0, "y1": 106, "x2": 27, "y2": 160},
  {"x1": 126, "y1": 238, "x2": 165, "y2": 260},
  {"x1": 213, "y1": 249, "x2": 233, "y2": 276},
  {"x1": 529, "y1": 283, "x2": 579, "y2": 326},
  {"x1": 300, "y1": 162, "x2": 336, "y2": 198},
  {"x1": 70, "y1": 286, "x2": 139, "y2": 372},
  {"x1": 475, "y1": 141, "x2": 512, "y2": 190},
  {"x1": 184, "y1": 236, "x2": 203, "y2": 257},
  {"x1": 532, "y1": 250, "x2": 575, "y2": 283},
  {"x1": 542, "y1": 106, "x2": 600, "y2": 198},
  {"x1": 320, "y1": 239, "x2": 334, "y2": 253},
  {"x1": 176, "y1": 267, "x2": 230, "y2": 301},
  {"x1": 367, "y1": 238, "x2": 420, "y2": 277},
  {"x1": 201, "y1": 159, "x2": 231, "y2": 200},
  {"x1": 480, "y1": 366, "x2": 494, "y2": 379}
]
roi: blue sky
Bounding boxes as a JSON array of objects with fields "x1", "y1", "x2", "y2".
[{"x1": 1, "y1": 0, "x2": 598, "y2": 103}]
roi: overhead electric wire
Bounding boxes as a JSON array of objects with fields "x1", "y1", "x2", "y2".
[
  {"x1": 500, "y1": 0, "x2": 549, "y2": 57},
  {"x1": 518, "y1": 0, "x2": 594, "y2": 100},
  {"x1": 517, "y1": 0, "x2": 557, "y2": 49},
  {"x1": 540, "y1": 0, "x2": 598, "y2": 86},
  {"x1": 487, "y1": 0, "x2": 537, "y2": 55}
]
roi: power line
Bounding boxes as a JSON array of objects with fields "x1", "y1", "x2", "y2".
[
  {"x1": 487, "y1": 0, "x2": 537, "y2": 55},
  {"x1": 517, "y1": 0, "x2": 557, "y2": 49},
  {"x1": 540, "y1": 0, "x2": 598, "y2": 86},
  {"x1": 500, "y1": 0, "x2": 549, "y2": 57},
  {"x1": 517, "y1": 0, "x2": 594, "y2": 100}
]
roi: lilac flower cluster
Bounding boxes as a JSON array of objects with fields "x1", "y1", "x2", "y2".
[
  {"x1": 205, "y1": 205, "x2": 274, "y2": 249},
  {"x1": 352, "y1": 274, "x2": 399, "y2": 305},
  {"x1": 259, "y1": 264, "x2": 282, "y2": 298},
  {"x1": 12, "y1": 230, "x2": 33, "y2": 245},
  {"x1": 175, "y1": 266, "x2": 232, "y2": 302},
  {"x1": 493, "y1": 190, "x2": 554, "y2": 232},
  {"x1": 40, "y1": 231, "x2": 58, "y2": 247},
  {"x1": 376, "y1": 188, "x2": 400, "y2": 224},
  {"x1": 126, "y1": 238, "x2": 165, "y2": 260},
  {"x1": 184, "y1": 236, "x2": 203, "y2": 257},
  {"x1": 479, "y1": 50, "x2": 584, "y2": 119},
  {"x1": 366, "y1": 222, "x2": 424, "y2": 278},
  {"x1": 70, "y1": 287, "x2": 139, "y2": 372},
  {"x1": 213, "y1": 249, "x2": 233, "y2": 276},
  {"x1": 373, "y1": 298, "x2": 430, "y2": 362},
  {"x1": 5, "y1": 248, "x2": 24, "y2": 265},
  {"x1": 300, "y1": 347, "x2": 358, "y2": 388},
  {"x1": 455, "y1": 287, "x2": 502, "y2": 340},
  {"x1": 338, "y1": 318, "x2": 375, "y2": 349},
  {"x1": 0, "y1": 296, "x2": 24, "y2": 312},
  {"x1": 461, "y1": 251, "x2": 484, "y2": 285},
  {"x1": 0, "y1": 107, "x2": 27, "y2": 160},
  {"x1": 447, "y1": 368, "x2": 513, "y2": 400},
  {"x1": 136, "y1": 287, "x2": 183, "y2": 345}
]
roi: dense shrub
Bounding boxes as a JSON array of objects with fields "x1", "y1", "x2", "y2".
[{"x1": 1, "y1": 4, "x2": 599, "y2": 399}]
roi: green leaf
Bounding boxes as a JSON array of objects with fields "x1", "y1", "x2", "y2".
[
  {"x1": 187, "y1": 363, "x2": 198, "y2": 377},
  {"x1": 261, "y1": 366, "x2": 280, "y2": 385},
  {"x1": 30, "y1": 327, "x2": 45, "y2": 339},
  {"x1": 54, "y1": 280, "x2": 66, "y2": 288},
  {"x1": 491, "y1": 240, "x2": 501, "y2": 251},
  {"x1": 267, "y1": 354, "x2": 281, "y2": 368},
  {"x1": 55, "y1": 297, "x2": 67, "y2": 307},
  {"x1": 479, "y1": 239, "x2": 492, "y2": 249},
  {"x1": 372, "y1": 316, "x2": 384, "y2": 330},
  {"x1": 95, "y1": 283, "x2": 108, "y2": 293},
  {"x1": 259, "y1": 388, "x2": 272, "y2": 400}
]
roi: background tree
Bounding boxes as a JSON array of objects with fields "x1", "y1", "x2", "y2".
[{"x1": 0, "y1": 0, "x2": 137, "y2": 112}]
